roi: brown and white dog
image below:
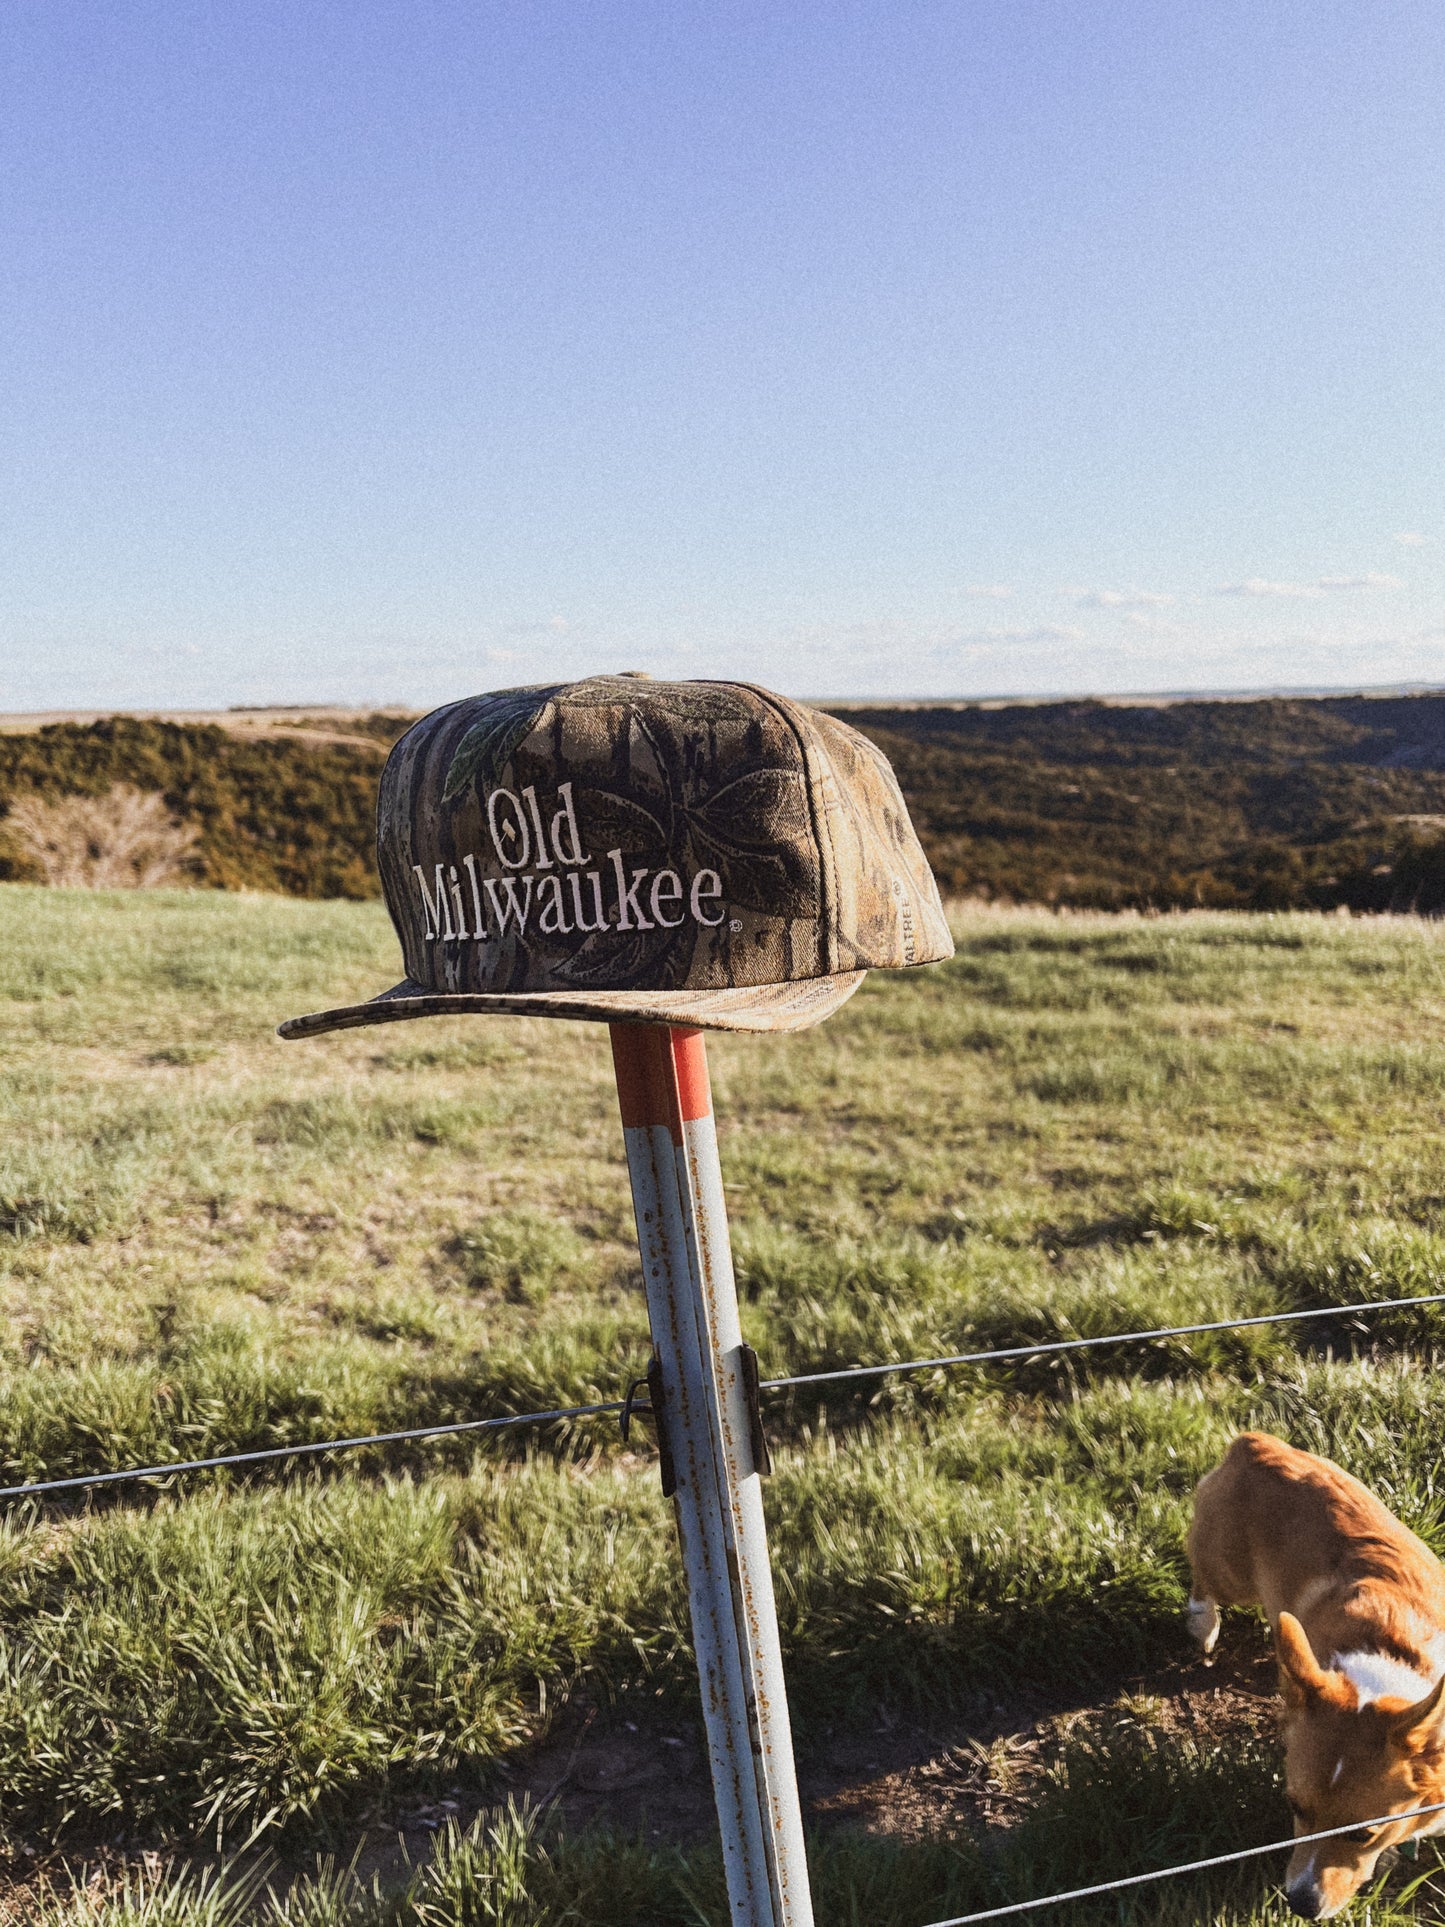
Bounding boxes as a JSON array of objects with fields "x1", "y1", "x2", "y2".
[{"x1": 1187, "y1": 1432, "x2": 1445, "y2": 1919}]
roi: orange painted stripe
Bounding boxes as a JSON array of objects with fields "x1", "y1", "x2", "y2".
[
  {"x1": 670, "y1": 1028, "x2": 712, "y2": 1123},
  {"x1": 609, "y1": 1024, "x2": 713, "y2": 1136},
  {"x1": 610, "y1": 1025, "x2": 673, "y2": 1131}
]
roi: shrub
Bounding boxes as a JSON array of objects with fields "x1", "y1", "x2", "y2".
[{"x1": 2, "y1": 788, "x2": 199, "y2": 888}]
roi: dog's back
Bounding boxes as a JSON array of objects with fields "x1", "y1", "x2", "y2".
[{"x1": 1188, "y1": 1431, "x2": 1445, "y2": 1647}]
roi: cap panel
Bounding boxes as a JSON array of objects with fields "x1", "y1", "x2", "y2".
[
  {"x1": 534, "y1": 683, "x2": 823, "y2": 992},
  {"x1": 376, "y1": 704, "x2": 444, "y2": 985},
  {"x1": 377, "y1": 699, "x2": 513, "y2": 990},
  {"x1": 732, "y1": 681, "x2": 844, "y2": 979},
  {"x1": 791, "y1": 704, "x2": 955, "y2": 970}
]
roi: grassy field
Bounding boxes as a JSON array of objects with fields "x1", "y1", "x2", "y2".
[{"x1": 3, "y1": 887, "x2": 1445, "y2": 1923}]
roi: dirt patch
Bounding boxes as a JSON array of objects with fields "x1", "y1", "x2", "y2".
[
  {"x1": 811, "y1": 1647, "x2": 1276, "y2": 1844},
  {"x1": 349, "y1": 1640, "x2": 1281, "y2": 1887},
  {"x1": 0, "y1": 1644, "x2": 1283, "y2": 1915}
]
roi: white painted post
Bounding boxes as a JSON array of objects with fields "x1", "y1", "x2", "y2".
[{"x1": 610, "y1": 1023, "x2": 814, "y2": 1927}]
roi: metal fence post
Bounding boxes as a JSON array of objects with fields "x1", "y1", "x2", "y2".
[{"x1": 610, "y1": 1022, "x2": 813, "y2": 1927}]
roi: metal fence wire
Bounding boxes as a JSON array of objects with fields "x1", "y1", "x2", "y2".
[
  {"x1": 3, "y1": 1288, "x2": 1441, "y2": 1501},
  {"x1": 6, "y1": 1285, "x2": 1445, "y2": 1919},
  {"x1": 918, "y1": 1800, "x2": 1445, "y2": 1926}
]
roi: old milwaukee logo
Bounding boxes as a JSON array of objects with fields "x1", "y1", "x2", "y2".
[{"x1": 413, "y1": 782, "x2": 726, "y2": 943}]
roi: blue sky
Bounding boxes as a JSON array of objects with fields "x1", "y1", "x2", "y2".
[{"x1": 3, "y1": 0, "x2": 1443, "y2": 710}]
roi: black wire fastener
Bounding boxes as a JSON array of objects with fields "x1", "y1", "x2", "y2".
[
  {"x1": 619, "y1": 1357, "x2": 675, "y2": 1497},
  {"x1": 738, "y1": 1342, "x2": 772, "y2": 1477}
]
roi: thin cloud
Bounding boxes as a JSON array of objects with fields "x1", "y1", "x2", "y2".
[
  {"x1": 1394, "y1": 532, "x2": 1428, "y2": 547},
  {"x1": 960, "y1": 584, "x2": 1013, "y2": 600},
  {"x1": 945, "y1": 625, "x2": 1084, "y2": 651},
  {"x1": 1122, "y1": 611, "x2": 1185, "y2": 633},
  {"x1": 1218, "y1": 573, "x2": 1402, "y2": 599},
  {"x1": 1216, "y1": 579, "x2": 1324, "y2": 600},
  {"x1": 1074, "y1": 588, "x2": 1175, "y2": 610},
  {"x1": 504, "y1": 615, "x2": 571, "y2": 636},
  {"x1": 788, "y1": 617, "x2": 1083, "y2": 660}
]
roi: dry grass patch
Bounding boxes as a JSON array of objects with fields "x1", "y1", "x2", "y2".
[{"x1": 2, "y1": 791, "x2": 199, "y2": 889}]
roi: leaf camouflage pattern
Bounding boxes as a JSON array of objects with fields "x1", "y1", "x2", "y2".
[{"x1": 441, "y1": 685, "x2": 564, "y2": 804}]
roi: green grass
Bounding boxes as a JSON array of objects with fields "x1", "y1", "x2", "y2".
[{"x1": 3, "y1": 887, "x2": 1445, "y2": 1920}]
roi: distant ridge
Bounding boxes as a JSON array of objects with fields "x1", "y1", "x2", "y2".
[
  {"x1": 1, "y1": 692, "x2": 1444, "y2": 911},
  {"x1": 817, "y1": 681, "x2": 1445, "y2": 708},
  {"x1": 831, "y1": 688, "x2": 1445, "y2": 913},
  {"x1": 0, "y1": 706, "x2": 414, "y2": 737}
]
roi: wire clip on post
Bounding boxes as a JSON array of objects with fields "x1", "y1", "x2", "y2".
[
  {"x1": 619, "y1": 1358, "x2": 677, "y2": 1497},
  {"x1": 738, "y1": 1342, "x2": 772, "y2": 1478}
]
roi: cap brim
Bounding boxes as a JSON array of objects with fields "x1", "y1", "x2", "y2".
[{"x1": 277, "y1": 971, "x2": 866, "y2": 1040}]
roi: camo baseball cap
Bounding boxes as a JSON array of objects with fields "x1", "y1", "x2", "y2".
[{"x1": 279, "y1": 675, "x2": 952, "y2": 1039}]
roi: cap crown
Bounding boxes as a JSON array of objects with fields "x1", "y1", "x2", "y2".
[{"x1": 377, "y1": 676, "x2": 952, "y2": 999}]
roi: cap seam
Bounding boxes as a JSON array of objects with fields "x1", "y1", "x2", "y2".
[{"x1": 729, "y1": 682, "x2": 838, "y2": 977}]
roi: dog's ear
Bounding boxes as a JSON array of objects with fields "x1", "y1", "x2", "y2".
[
  {"x1": 1386, "y1": 1674, "x2": 1445, "y2": 1752},
  {"x1": 1275, "y1": 1612, "x2": 1330, "y2": 1705}
]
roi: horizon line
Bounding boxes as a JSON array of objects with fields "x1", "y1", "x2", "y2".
[{"x1": 2, "y1": 678, "x2": 1444, "y2": 729}]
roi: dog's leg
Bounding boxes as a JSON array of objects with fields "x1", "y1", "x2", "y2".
[
  {"x1": 1186, "y1": 1594, "x2": 1221, "y2": 1654},
  {"x1": 1185, "y1": 1453, "x2": 1251, "y2": 1659}
]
